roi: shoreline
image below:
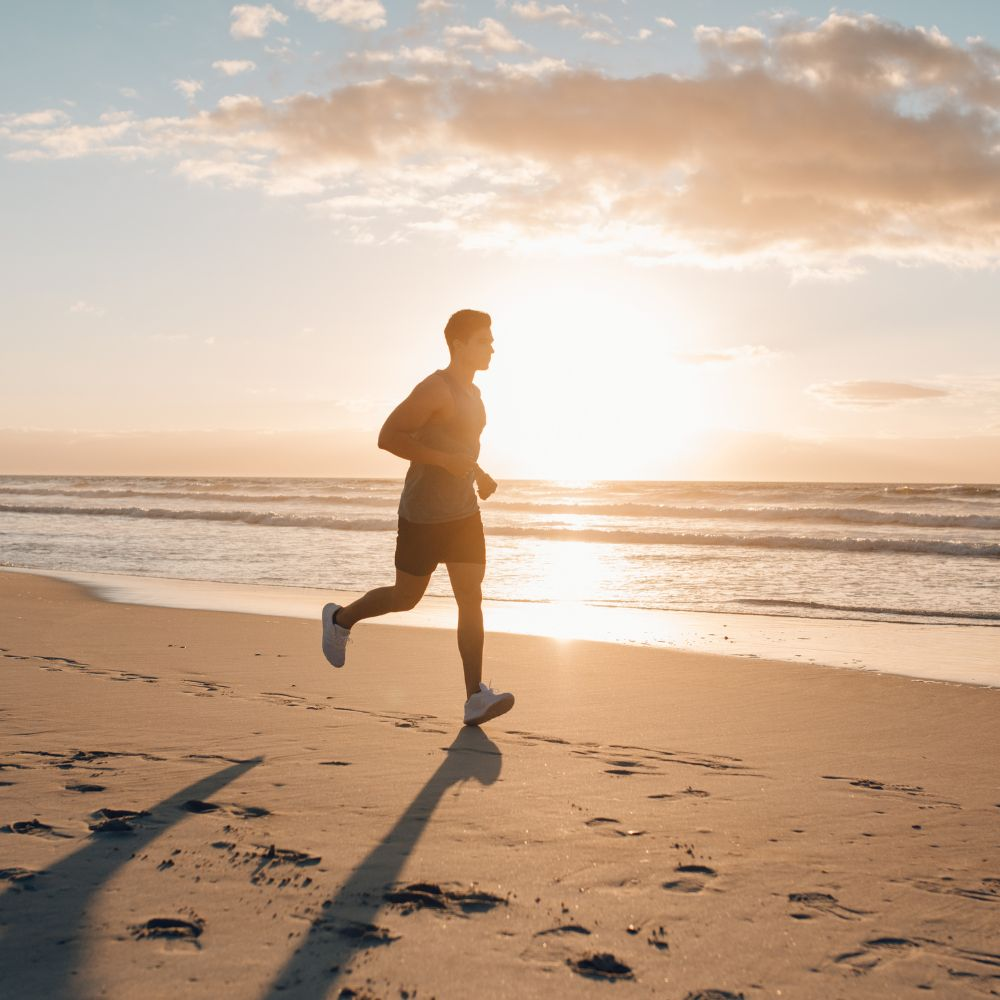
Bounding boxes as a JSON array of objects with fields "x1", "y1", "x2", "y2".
[{"x1": 3, "y1": 565, "x2": 997, "y2": 687}]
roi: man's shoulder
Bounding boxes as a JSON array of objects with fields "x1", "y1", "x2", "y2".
[
  {"x1": 406, "y1": 371, "x2": 452, "y2": 409},
  {"x1": 413, "y1": 371, "x2": 450, "y2": 396}
]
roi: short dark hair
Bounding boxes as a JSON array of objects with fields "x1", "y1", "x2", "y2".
[{"x1": 444, "y1": 309, "x2": 491, "y2": 353}]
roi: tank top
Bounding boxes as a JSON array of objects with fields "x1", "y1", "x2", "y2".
[{"x1": 398, "y1": 370, "x2": 487, "y2": 524}]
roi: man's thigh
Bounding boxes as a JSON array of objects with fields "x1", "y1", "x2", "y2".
[
  {"x1": 445, "y1": 562, "x2": 484, "y2": 606},
  {"x1": 394, "y1": 567, "x2": 432, "y2": 605}
]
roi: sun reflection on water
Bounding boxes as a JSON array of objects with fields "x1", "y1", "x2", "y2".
[{"x1": 533, "y1": 537, "x2": 609, "y2": 639}]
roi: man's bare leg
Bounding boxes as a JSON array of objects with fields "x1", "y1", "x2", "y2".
[
  {"x1": 446, "y1": 562, "x2": 485, "y2": 697},
  {"x1": 335, "y1": 569, "x2": 431, "y2": 629}
]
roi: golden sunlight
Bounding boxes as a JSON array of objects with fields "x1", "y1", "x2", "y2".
[{"x1": 486, "y1": 285, "x2": 711, "y2": 480}]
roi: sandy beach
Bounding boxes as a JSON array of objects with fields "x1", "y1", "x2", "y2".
[{"x1": 1, "y1": 569, "x2": 998, "y2": 999}]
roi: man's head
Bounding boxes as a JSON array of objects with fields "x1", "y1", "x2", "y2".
[{"x1": 445, "y1": 309, "x2": 493, "y2": 371}]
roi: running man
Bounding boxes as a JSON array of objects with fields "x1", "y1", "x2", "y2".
[{"x1": 321, "y1": 309, "x2": 515, "y2": 727}]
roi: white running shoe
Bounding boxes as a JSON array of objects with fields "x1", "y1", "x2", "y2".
[
  {"x1": 463, "y1": 681, "x2": 515, "y2": 726},
  {"x1": 321, "y1": 603, "x2": 351, "y2": 668}
]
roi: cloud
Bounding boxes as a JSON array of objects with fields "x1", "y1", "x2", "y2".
[
  {"x1": 68, "y1": 300, "x2": 106, "y2": 317},
  {"x1": 497, "y1": 56, "x2": 569, "y2": 79},
  {"x1": 582, "y1": 30, "x2": 618, "y2": 45},
  {"x1": 173, "y1": 78, "x2": 203, "y2": 101},
  {"x1": 655, "y1": 17, "x2": 676, "y2": 29},
  {"x1": 7, "y1": 13, "x2": 1000, "y2": 270},
  {"x1": 119, "y1": 87, "x2": 140, "y2": 99},
  {"x1": 349, "y1": 45, "x2": 472, "y2": 69},
  {"x1": 216, "y1": 94, "x2": 264, "y2": 112},
  {"x1": 445, "y1": 18, "x2": 529, "y2": 53},
  {"x1": 213, "y1": 59, "x2": 257, "y2": 76},
  {"x1": 230, "y1": 3, "x2": 287, "y2": 39},
  {"x1": 265, "y1": 35, "x2": 296, "y2": 60},
  {"x1": 296, "y1": 0, "x2": 387, "y2": 31},
  {"x1": 695, "y1": 24, "x2": 766, "y2": 62},
  {"x1": 417, "y1": 0, "x2": 452, "y2": 10},
  {"x1": 2, "y1": 109, "x2": 70, "y2": 127},
  {"x1": 676, "y1": 345, "x2": 778, "y2": 365},
  {"x1": 509, "y1": 3, "x2": 581, "y2": 28},
  {"x1": 808, "y1": 380, "x2": 952, "y2": 408}
]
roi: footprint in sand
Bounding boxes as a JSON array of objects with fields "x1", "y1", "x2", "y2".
[
  {"x1": 910, "y1": 876, "x2": 1000, "y2": 904},
  {"x1": 649, "y1": 787, "x2": 711, "y2": 800},
  {"x1": 383, "y1": 882, "x2": 508, "y2": 916},
  {"x1": 186, "y1": 753, "x2": 258, "y2": 765},
  {"x1": 584, "y1": 817, "x2": 646, "y2": 837},
  {"x1": 88, "y1": 807, "x2": 150, "y2": 834},
  {"x1": 23, "y1": 749, "x2": 164, "y2": 771},
  {"x1": 1, "y1": 818, "x2": 73, "y2": 840},
  {"x1": 181, "y1": 799, "x2": 270, "y2": 819},
  {"x1": 183, "y1": 679, "x2": 231, "y2": 697},
  {"x1": 109, "y1": 671, "x2": 158, "y2": 684},
  {"x1": 208, "y1": 842, "x2": 321, "y2": 888},
  {"x1": 834, "y1": 936, "x2": 922, "y2": 972},
  {"x1": 66, "y1": 782, "x2": 106, "y2": 793},
  {"x1": 0, "y1": 867, "x2": 43, "y2": 889},
  {"x1": 130, "y1": 916, "x2": 204, "y2": 943},
  {"x1": 663, "y1": 864, "x2": 717, "y2": 893},
  {"x1": 535, "y1": 924, "x2": 592, "y2": 938},
  {"x1": 787, "y1": 891, "x2": 868, "y2": 921},
  {"x1": 566, "y1": 953, "x2": 634, "y2": 982},
  {"x1": 684, "y1": 992, "x2": 746, "y2": 1000},
  {"x1": 820, "y1": 774, "x2": 958, "y2": 809},
  {"x1": 308, "y1": 918, "x2": 399, "y2": 947}
]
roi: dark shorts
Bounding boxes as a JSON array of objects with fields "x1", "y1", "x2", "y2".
[{"x1": 394, "y1": 511, "x2": 486, "y2": 577}]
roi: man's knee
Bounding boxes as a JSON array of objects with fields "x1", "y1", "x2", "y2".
[
  {"x1": 454, "y1": 587, "x2": 483, "y2": 613},
  {"x1": 392, "y1": 587, "x2": 423, "y2": 612}
]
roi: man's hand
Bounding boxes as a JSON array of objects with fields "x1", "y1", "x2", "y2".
[
  {"x1": 475, "y1": 467, "x2": 497, "y2": 500},
  {"x1": 440, "y1": 454, "x2": 476, "y2": 480}
]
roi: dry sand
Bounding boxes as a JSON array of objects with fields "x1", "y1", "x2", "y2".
[{"x1": 1, "y1": 570, "x2": 997, "y2": 999}]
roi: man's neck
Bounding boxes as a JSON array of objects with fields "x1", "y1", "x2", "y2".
[{"x1": 443, "y1": 361, "x2": 475, "y2": 385}]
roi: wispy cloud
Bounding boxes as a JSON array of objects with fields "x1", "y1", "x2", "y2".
[
  {"x1": 230, "y1": 3, "x2": 287, "y2": 39},
  {"x1": 68, "y1": 300, "x2": 106, "y2": 317},
  {"x1": 173, "y1": 78, "x2": 203, "y2": 101},
  {"x1": 676, "y1": 345, "x2": 778, "y2": 365},
  {"x1": 509, "y1": 3, "x2": 582, "y2": 28},
  {"x1": 808, "y1": 380, "x2": 952, "y2": 408},
  {"x1": 445, "y1": 18, "x2": 529, "y2": 53},
  {"x1": 3, "y1": 108, "x2": 70, "y2": 127},
  {"x1": 213, "y1": 59, "x2": 257, "y2": 76},
  {"x1": 295, "y1": 0, "x2": 387, "y2": 31}
]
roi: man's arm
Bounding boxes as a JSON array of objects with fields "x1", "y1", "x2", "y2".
[{"x1": 378, "y1": 379, "x2": 475, "y2": 479}]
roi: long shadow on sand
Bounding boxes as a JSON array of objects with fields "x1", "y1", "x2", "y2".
[
  {"x1": 261, "y1": 726, "x2": 502, "y2": 999},
  {"x1": 0, "y1": 757, "x2": 261, "y2": 999}
]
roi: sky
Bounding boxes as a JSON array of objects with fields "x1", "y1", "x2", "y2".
[{"x1": 2, "y1": 0, "x2": 1000, "y2": 482}]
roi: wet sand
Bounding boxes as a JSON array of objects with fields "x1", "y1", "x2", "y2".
[{"x1": 1, "y1": 570, "x2": 998, "y2": 999}]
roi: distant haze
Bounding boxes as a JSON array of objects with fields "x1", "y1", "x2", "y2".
[{"x1": 2, "y1": 428, "x2": 997, "y2": 483}]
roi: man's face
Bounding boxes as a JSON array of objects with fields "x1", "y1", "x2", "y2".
[{"x1": 460, "y1": 325, "x2": 494, "y2": 371}]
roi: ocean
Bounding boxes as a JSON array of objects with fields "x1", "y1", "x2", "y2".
[{"x1": 2, "y1": 475, "x2": 998, "y2": 628}]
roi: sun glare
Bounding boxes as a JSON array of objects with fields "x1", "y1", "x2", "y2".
[{"x1": 485, "y1": 286, "x2": 710, "y2": 480}]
